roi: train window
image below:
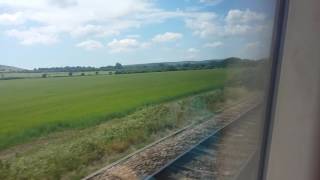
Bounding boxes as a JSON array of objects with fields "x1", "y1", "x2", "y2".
[{"x1": 0, "y1": 0, "x2": 278, "y2": 179}]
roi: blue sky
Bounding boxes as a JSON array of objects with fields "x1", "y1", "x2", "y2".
[{"x1": 0, "y1": 0, "x2": 276, "y2": 69}]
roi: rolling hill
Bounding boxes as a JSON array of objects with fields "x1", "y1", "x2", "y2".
[{"x1": 0, "y1": 65, "x2": 25, "y2": 72}]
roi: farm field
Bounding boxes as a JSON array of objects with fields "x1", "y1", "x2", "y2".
[{"x1": 0, "y1": 69, "x2": 227, "y2": 149}]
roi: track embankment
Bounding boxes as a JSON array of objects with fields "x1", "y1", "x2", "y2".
[{"x1": 85, "y1": 96, "x2": 261, "y2": 180}]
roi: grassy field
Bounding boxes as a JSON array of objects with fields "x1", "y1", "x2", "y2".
[{"x1": 0, "y1": 69, "x2": 227, "y2": 149}]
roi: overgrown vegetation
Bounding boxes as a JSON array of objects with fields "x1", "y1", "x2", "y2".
[{"x1": 0, "y1": 89, "x2": 238, "y2": 180}]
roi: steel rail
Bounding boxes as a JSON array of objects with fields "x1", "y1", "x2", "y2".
[{"x1": 145, "y1": 102, "x2": 261, "y2": 179}]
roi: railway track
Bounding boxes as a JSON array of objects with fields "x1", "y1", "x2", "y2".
[
  {"x1": 148, "y1": 104, "x2": 263, "y2": 180},
  {"x1": 85, "y1": 96, "x2": 262, "y2": 180}
]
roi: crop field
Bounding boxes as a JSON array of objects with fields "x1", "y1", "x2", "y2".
[{"x1": 0, "y1": 69, "x2": 227, "y2": 149}]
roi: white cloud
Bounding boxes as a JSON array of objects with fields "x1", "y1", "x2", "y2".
[
  {"x1": 6, "y1": 27, "x2": 59, "y2": 45},
  {"x1": 0, "y1": 0, "x2": 269, "y2": 50},
  {"x1": 183, "y1": 48, "x2": 200, "y2": 60},
  {"x1": 204, "y1": 41, "x2": 223, "y2": 48},
  {"x1": 70, "y1": 20, "x2": 142, "y2": 38},
  {"x1": 70, "y1": 24, "x2": 120, "y2": 37},
  {"x1": 199, "y1": 0, "x2": 223, "y2": 6},
  {"x1": 245, "y1": 41, "x2": 260, "y2": 50},
  {"x1": 0, "y1": 0, "x2": 192, "y2": 46},
  {"x1": 225, "y1": 9, "x2": 266, "y2": 25},
  {"x1": 188, "y1": 48, "x2": 199, "y2": 53},
  {"x1": 126, "y1": 34, "x2": 141, "y2": 38},
  {"x1": 107, "y1": 38, "x2": 147, "y2": 53},
  {"x1": 223, "y1": 9, "x2": 266, "y2": 36},
  {"x1": 49, "y1": 0, "x2": 78, "y2": 8},
  {"x1": 185, "y1": 12, "x2": 221, "y2": 38},
  {"x1": 76, "y1": 40, "x2": 103, "y2": 50},
  {"x1": 152, "y1": 32, "x2": 183, "y2": 43},
  {"x1": 0, "y1": 12, "x2": 25, "y2": 25},
  {"x1": 0, "y1": 0, "x2": 157, "y2": 44},
  {"x1": 224, "y1": 24, "x2": 252, "y2": 35},
  {"x1": 185, "y1": 9, "x2": 267, "y2": 38},
  {"x1": 0, "y1": 0, "x2": 153, "y2": 26}
]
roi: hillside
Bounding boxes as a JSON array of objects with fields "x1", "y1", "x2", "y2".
[
  {"x1": 0, "y1": 65, "x2": 25, "y2": 72},
  {"x1": 114, "y1": 57, "x2": 262, "y2": 74}
]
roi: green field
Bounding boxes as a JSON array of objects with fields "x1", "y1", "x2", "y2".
[{"x1": 0, "y1": 69, "x2": 227, "y2": 149}]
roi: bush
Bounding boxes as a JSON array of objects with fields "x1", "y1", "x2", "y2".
[
  {"x1": 109, "y1": 140, "x2": 130, "y2": 153},
  {"x1": 0, "y1": 160, "x2": 9, "y2": 179}
]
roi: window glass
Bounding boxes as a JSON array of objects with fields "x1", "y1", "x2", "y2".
[{"x1": 0, "y1": 0, "x2": 277, "y2": 179}]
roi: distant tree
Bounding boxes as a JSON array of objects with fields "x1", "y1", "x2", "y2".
[
  {"x1": 68, "y1": 72, "x2": 73, "y2": 76},
  {"x1": 81, "y1": 73, "x2": 85, "y2": 76},
  {"x1": 42, "y1": 74, "x2": 47, "y2": 78},
  {"x1": 115, "y1": 63, "x2": 123, "y2": 69},
  {"x1": 167, "y1": 66, "x2": 177, "y2": 71},
  {"x1": 95, "y1": 71, "x2": 99, "y2": 75},
  {"x1": 183, "y1": 63, "x2": 191, "y2": 68},
  {"x1": 109, "y1": 71, "x2": 113, "y2": 75}
]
